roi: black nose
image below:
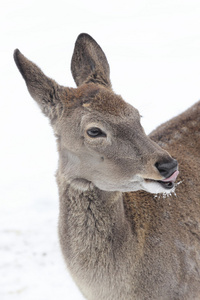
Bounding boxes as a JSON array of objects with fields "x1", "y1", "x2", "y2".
[{"x1": 155, "y1": 158, "x2": 178, "y2": 178}]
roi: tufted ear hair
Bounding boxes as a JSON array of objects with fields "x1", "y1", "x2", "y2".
[
  {"x1": 14, "y1": 49, "x2": 63, "y2": 123},
  {"x1": 71, "y1": 33, "x2": 112, "y2": 88}
]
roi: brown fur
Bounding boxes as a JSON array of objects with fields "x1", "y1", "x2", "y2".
[{"x1": 14, "y1": 34, "x2": 200, "y2": 299}]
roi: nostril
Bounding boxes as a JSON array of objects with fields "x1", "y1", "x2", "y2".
[{"x1": 155, "y1": 159, "x2": 178, "y2": 178}]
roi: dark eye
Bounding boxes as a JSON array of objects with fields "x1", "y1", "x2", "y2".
[{"x1": 87, "y1": 127, "x2": 106, "y2": 138}]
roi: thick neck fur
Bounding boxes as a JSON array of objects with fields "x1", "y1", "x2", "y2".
[{"x1": 56, "y1": 171, "x2": 137, "y2": 300}]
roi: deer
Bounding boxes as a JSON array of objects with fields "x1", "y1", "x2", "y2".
[{"x1": 14, "y1": 33, "x2": 200, "y2": 300}]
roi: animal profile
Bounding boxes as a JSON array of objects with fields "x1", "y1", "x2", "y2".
[{"x1": 14, "y1": 33, "x2": 200, "y2": 300}]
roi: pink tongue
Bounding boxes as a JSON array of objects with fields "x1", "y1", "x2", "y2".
[{"x1": 162, "y1": 170, "x2": 179, "y2": 182}]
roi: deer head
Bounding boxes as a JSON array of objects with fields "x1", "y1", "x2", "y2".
[{"x1": 14, "y1": 33, "x2": 178, "y2": 194}]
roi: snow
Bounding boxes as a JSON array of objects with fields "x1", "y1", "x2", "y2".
[
  {"x1": 0, "y1": 203, "x2": 82, "y2": 299},
  {"x1": 1, "y1": 0, "x2": 200, "y2": 299}
]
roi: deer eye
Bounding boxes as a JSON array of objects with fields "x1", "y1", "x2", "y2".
[{"x1": 87, "y1": 127, "x2": 107, "y2": 138}]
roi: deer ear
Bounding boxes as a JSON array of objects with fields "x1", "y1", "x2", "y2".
[
  {"x1": 14, "y1": 49, "x2": 63, "y2": 122},
  {"x1": 71, "y1": 33, "x2": 111, "y2": 88}
]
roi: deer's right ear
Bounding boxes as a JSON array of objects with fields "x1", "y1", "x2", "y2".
[
  {"x1": 71, "y1": 33, "x2": 112, "y2": 88},
  {"x1": 14, "y1": 49, "x2": 63, "y2": 122}
]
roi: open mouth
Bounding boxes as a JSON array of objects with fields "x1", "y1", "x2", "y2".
[
  {"x1": 144, "y1": 170, "x2": 179, "y2": 191},
  {"x1": 157, "y1": 170, "x2": 179, "y2": 190}
]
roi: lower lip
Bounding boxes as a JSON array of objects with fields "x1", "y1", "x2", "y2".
[{"x1": 158, "y1": 180, "x2": 174, "y2": 189}]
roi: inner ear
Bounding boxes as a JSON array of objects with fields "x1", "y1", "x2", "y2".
[
  {"x1": 71, "y1": 33, "x2": 112, "y2": 88},
  {"x1": 14, "y1": 49, "x2": 63, "y2": 122}
]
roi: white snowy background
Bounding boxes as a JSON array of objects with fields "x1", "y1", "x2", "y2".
[{"x1": 1, "y1": 0, "x2": 200, "y2": 299}]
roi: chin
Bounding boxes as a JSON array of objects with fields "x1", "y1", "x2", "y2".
[
  {"x1": 117, "y1": 176, "x2": 177, "y2": 195},
  {"x1": 140, "y1": 179, "x2": 175, "y2": 195},
  {"x1": 94, "y1": 177, "x2": 176, "y2": 195}
]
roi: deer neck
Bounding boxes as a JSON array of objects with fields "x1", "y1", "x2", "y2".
[
  {"x1": 57, "y1": 171, "x2": 127, "y2": 242},
  {"x1": 57, "y1": 169, "x2": 133, "y2": 266},
  {"x1": 57, "y1": 173, "x2": 136, "y2": 298}
]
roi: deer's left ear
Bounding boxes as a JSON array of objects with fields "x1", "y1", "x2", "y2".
[
  {"x1": 14, "y1": 49, "x2": 63, "y2": 122},
  {"x1": 71, "y1": 33, "x2": 112, "y2": 88}
]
